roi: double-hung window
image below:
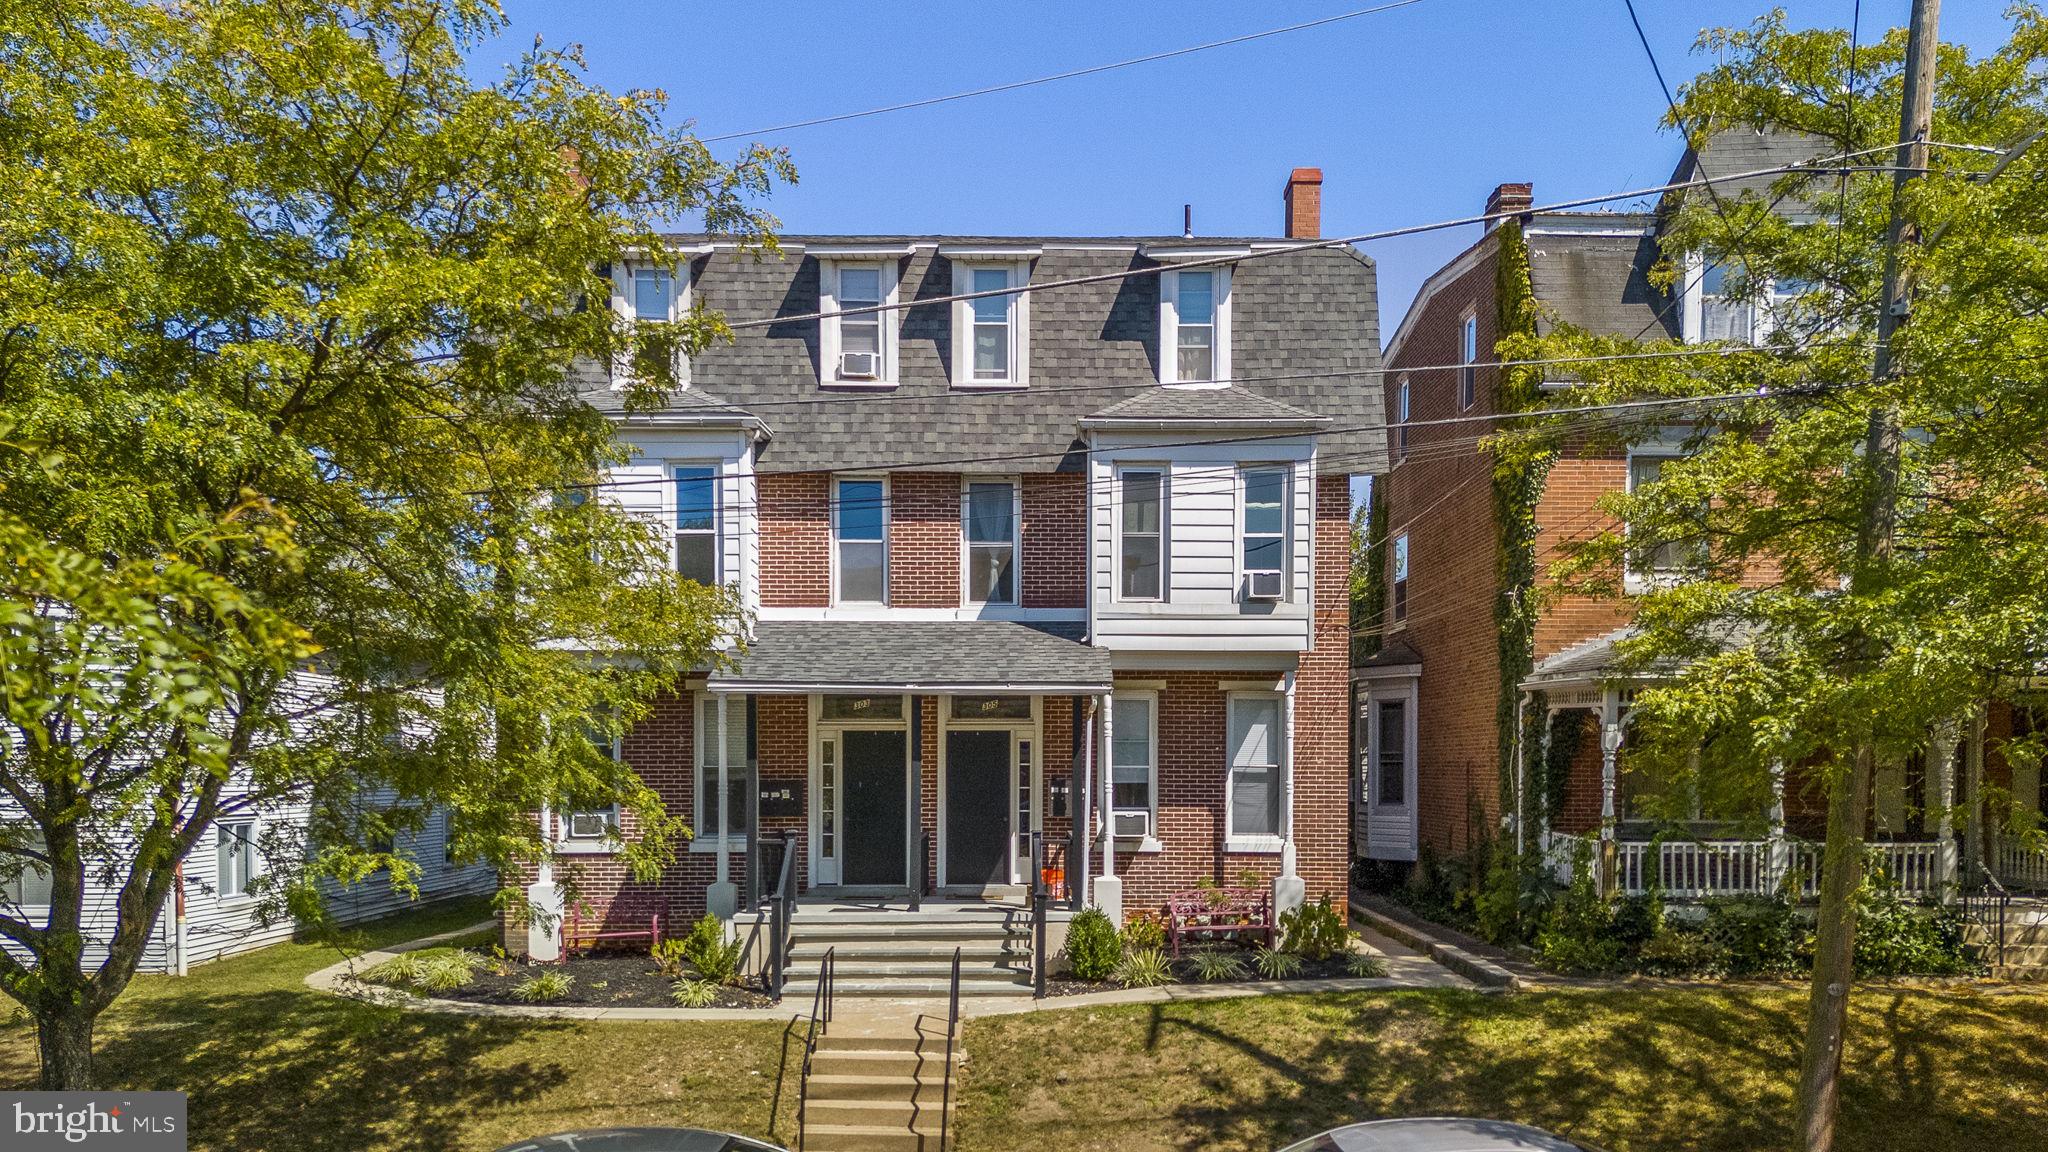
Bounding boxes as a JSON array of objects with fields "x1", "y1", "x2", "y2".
[
  {"x1": 1374, "y1": 699, "x2": 1408, "y2": 807},
  {"x1": 216, "y1": 821, "x2": 257, "y2": 899},
  {"x1": 1118, "y1": 468, "x2": 1164, "y2": 600},
  {"x1": 964, "y1": 480, "x2": 1018, "y2": 605},
  {"x1": 1110, "y1": 693, "x2": 1157, "y2": 839},
  {"x1": 837, "y1": 266, "x2": 884, "y2": 379},
  {"x1": 1392, "y1": 534, "x2": 1410, "y2": 623},
  {"x1": 696, "y1": 695, "x2": 750, "y2": 846},
  {"x1": 1241, "y1": 466, "x2": 1289, "y2": 593},
  {"x1": 1697, "y1": 261, "x2": 1758, "y2": 345},
  {"x1": 1458, "y1": 314, "x2": 1478, "y2": 410},
  {"x1": 633, "y1": 267, "x2": 673, "y2": 321},
  {"x1": 1396, "y1": 376, "x2": 1411, "y2": 457},
  {"x1": 1175, "y1": 270, "x2": 1217, "y2": 382},
  {"x1": 835, "y1": 477, "x2": 887, "y2": 604},
  {"x1": 1227, "y1": 694, "x2": 1284, "y2": 843},
  {"x1": 673, "y1": 465, "x2": 718, "y2": 585},
  {"x1": 1626, "y1": 453, "x2": 1688, "y2": 578},
  {"x1": 563, "y1": 726, "x2": 621, "y2": 844},
  {"x1": 970, "y1": 267, "x2": 1013, "y2": 381}
]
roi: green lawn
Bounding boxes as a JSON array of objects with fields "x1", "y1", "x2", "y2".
[
  {"x1": 8, "y1": 906, "x2": 2046, "y2": 1152},
  {"x1": 0, "y1": 899, "x2": 800, "y2": 1152},
  {"x1": 955, "y1": 984, "x2": 2048, "y2": 1152}
]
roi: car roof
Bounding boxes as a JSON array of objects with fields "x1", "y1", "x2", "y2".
[
  {"x1": 490, "y1": 1128, "x2": 784, "y2": 1152},
  {"x1": 1276, "y1": 1118, "x2": 1596, "y2": 1152}
]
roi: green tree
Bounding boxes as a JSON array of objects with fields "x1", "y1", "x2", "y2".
[
  {"x1": 0, "y1": 0, "x2": 791, "y2": 1087},
  {"x1": 1503, "y1": 9, "x2": 2048, "y2": 1147}
]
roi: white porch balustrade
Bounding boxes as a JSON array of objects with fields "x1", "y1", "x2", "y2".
[{"x1": 1541, "y1": 833, "x2": 1950, "y2": 900}]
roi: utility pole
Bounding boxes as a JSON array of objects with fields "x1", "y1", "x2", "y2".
[{"x1": 1796, "y1": 2, "x2": 1940, "y2": 1150}]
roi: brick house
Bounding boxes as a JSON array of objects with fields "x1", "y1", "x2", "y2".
[
  {"x1": 1355, "y1": 133, "x2": 2048, "y2": 901},
  {"x1": 506, "y1": 170, "x2": 1386, "y2": 966}
]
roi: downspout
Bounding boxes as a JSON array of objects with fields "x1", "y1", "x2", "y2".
[{"x1": 172, "y1": 861, "x2": 187, "y2": 977}]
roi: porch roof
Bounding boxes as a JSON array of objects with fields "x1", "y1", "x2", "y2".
[
  {"x1": 1522, "y1": 622, "x2": 1758, "y2": 693},
  {"x1": 707, "y1": 620, "x2": 1112, "y2": 694}
]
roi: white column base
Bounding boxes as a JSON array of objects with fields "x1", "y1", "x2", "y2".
[
  {"x1": 707, "y1": 880, "x2": 738, "y2": 922},
  {"x1": 1273, "y1": 871, "x2": 1306, "y2": 920},
  {"x1": 526, "y1": 876, "x2": 564, "y2": 964},
  {"x1": 1092, "y1": 875, "x2": 1123, "y2": 925}
]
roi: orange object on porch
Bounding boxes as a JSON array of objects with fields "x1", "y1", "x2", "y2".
[{"x1": 1041, "y1": 867, "x2": 1066, "y2": 901}]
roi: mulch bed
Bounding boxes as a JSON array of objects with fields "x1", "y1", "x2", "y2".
[
  {"x1": 382, "y1": 951, "x2": 775, "y2": 1010},
  {"x1": 1044, "y1": 952, "x2": 1362, "y2": 998}
]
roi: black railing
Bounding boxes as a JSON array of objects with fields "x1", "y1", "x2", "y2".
[
  {"x1": 1030, "y1": 831, "x2": 1049, "y2": 999},
  {"x1": 796, "y1": 946, "x2": 836, "y2": 1151},
  {"x1": 765, "y1": 829, "x2": 798, "y2": 999},
  {"x1": 940, "y1": 944, "x2": 962, "y2": 1152},
  {"x1": 1961, "y1": 882, "x2": 2012, "y2": 969}
]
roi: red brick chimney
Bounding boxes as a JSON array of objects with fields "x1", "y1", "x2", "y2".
[
  {"x1": 1484, "y1": 182, "x2": 1533, "y2": 230},
  {"x1": 1283, "y1": 168, "x2": 1323, "y2": 240}
]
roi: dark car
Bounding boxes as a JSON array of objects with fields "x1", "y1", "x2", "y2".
[
  {"x1": 490, "y1": 1129, "x2": 786, "y2": 1152},
  {"x1": 1277, "y1": 1118, "x2": 1604, "y2": 1152}
]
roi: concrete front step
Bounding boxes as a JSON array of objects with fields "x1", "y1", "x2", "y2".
[
  {"x1": 808, "y1": 1048, "x2": 961, "y2": 1078},
  {"x1": 803, "y1": 1097, "x2": 952, "y2": 1129},
  {"x1": 787, "y1": 976, "x2": 1029, "y2": 998},
  {"x1": 791, "y1": 922, "x2": 1029, "y2": 943},
  {"x1": 804, "y1": 1073, "x2": 950, "y2": 1103},
  {"x1": 801, "y1": 1122, "x2": 947, "y2": 1152},
  {"x1": 792, "y1": 940, "x2": 1029, "y2": 961},
  {"x1": 815, "y1": 960, "x2": 1029, "y2": 979}
]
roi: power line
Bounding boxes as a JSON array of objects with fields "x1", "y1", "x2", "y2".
[
  {"x1": 697, "y1": 1, "x2": 1433, "y2": 143},
  {"x1": 708, "y1": 147, "x2": 1908, "y2": 334}
]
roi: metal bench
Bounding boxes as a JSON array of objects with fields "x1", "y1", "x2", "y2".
[
  {"x1": 1164, "y1": 887, "x2": 1275, "y2": 957},
  {"x1": 563, "y1": 892, "x2": 666, "y2": 957}
]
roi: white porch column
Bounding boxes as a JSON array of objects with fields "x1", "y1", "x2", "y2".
[
  {"x1": 1598, "y1": 689, "x2": 1624, "y2": 896},
  {"x1": 527, "y1": 802, "x2": 564, "y2": 962},
  {"x1": 707, "y1": 694, "x2": 738, "y2": 920},
  {"x1": 1511, "y1": 691, "x2": 1529, "y2": 854},
  {"x1": 1933, "y1": 718, "x2": 1960, "y2": 892},
  {"x1": 1767, "y1": 759, "x2": 1791, "y2": 889},
  {"x1": 1095, "y1": 690, "x2": 1121, "y2": 924},
  {"x1": 1274, "y1": 671, "x2": 1305, "y2": 918},
  {"x1": 1966, "y1": 707, "x2": 1987, "y2": 884}
]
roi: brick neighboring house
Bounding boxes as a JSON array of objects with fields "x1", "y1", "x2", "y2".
[
  {"x1": 505, "y1": 169, "x2": 1386, "y2": 959},
  {"x1": 1355, "y1": 132, "x2": 2048, "y2": 901}
]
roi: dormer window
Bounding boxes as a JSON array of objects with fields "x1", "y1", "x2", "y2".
[
  {"x1": 816, "y1": 250, "x2": 907, "y2": 386},
  {"x1": 1697, "y1": 261, "x2": 1758, "y2": 344},
  {"x1": 633, "y1": 268, "x2": 674, "y2": 321},
  {"x1": 946, "y1": 255, "x2": 1033, "y2": 387},
  {"x1": 611, "y1": 257, "x2": 693, "y2": 386},
  {"x1": 1160, "y1": 266, "x2": 1232, "y2": 384}
]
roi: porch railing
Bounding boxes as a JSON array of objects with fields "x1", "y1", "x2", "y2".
[
  {"x1": 1996, "y1": 842, "x2": 2048, "y2": 890},
  {"x1": 1545, "y1": 833, "x2": 1949, "y2": 900},
  {"x1": 764, "y1": 830, "x2": 798, "y2": 1000}
]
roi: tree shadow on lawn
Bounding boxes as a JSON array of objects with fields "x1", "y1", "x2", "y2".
[{"x1": 1145, "y1": 987, "x2": 2048, "y2": 1152}]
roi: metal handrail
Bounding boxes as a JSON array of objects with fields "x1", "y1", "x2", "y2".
[
  {"x1": 940, "y1": 944, "x2": 961, "y2": 1152},
  {"x1": 766, "y1": 830, "x2": 798, "y2": 999},
  {"x1": 796, "y1": 946, "x2": 835, "y2": 1151},
  {"x1": 1961, "y1": 883, "x2": 2011, "y2": 969},
  {"x1": 1030, "y1": 831, "x2": 1048, "y2": 999}
]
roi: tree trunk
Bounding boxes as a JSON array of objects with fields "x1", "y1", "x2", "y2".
[
  {"x1": 1796, "y1": 744, "x2": 1872, "y2": 1152},
  {"x1": 36, "y1": 1000, "x2": 97, "y2": 1091}
]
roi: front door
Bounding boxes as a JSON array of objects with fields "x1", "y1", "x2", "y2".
[
  {"x1": 841, "y1": 730, "x2": 907, "y2": 887},
  {"x1": 945, "y1": 730, "x2": 1011, "y2": 889}
]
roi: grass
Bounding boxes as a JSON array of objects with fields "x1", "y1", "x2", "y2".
[
  {"x1": 955, "y1": 984, "x2": 2048, "y2": 1152},
  {"x1": 0, "y1": 898, "x2": 799, "y2": 1152}
]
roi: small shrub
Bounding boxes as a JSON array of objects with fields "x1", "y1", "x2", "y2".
[
  {"x1": 1611, "y1": 890, "x2": 1665, "y2": 952},
  {"x1": 1536, "y1": 841, "x2": 1621, "y2": 974},
  {"x1": 512, "y1": 970, "x2": 574, "y2": 1003},
  {"x1": 670, "y1": 979, "x2": 720, "y2": 1007},
  {"x1": 1236, "y1": 868, "x2": 1265, "y2": 890},
  {"x1": 1280, "y1": 894, "x2": 1349, "y2": 960},
  {"x1": 1853, "y1": 881, "x2": 1975, "y2": 977},
  {"x1": 413, "y1": 951, "x2": 487, "y2": 993},
  {"x1": 1187, "y1": 948, "x2": 1248, "y2": 982},
  {"x1": 651, "y1": 938, "x2": 691, "y2": 980},
  {"x1": 361, "y1": 952, "x2": 426, "y2": 987},
  {"x1": 1114, "y1": 947, "x2": 1171, "y2": 988},
  {"x1": 679, "y1": 914, "x2": 745, "y2": 986},
  {"x1": 1121, "y1": 911, "x2": 1167, "y2": 953},
  {"x1": 1253, "y1": 947, "x2": 1304, "y2": 980},
  {"x1": 1637, "y1": 927, "x2": 1723, "y2": 977},
  {"x1": 1066, "y1": 907, "x2": 1123, "y2": 981},
  {"x1": 1701, "y1": 894, "x2": 1803, "y2": 977},
  {"x1": 1344, "y1": 951, "x2": 1389, "y2": 979}
]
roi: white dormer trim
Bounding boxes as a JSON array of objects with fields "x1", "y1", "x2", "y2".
[
  {"x1": 1159, "y1": 266, "x2": 1232, "y2": 387},
  {"x1": 937, "y1": 244, "x2": 1044, "y2": 260},
  {"x1": 611, "y1": 256, "x2": 701, "y2": 389},
  {"x1": 949, "y1": 259, "x2": 1032, "y2": 388},
  {"x1": 818, "y1": 257, "x2": 903, "y2": 388}
]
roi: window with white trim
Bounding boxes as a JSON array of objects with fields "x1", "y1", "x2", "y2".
[
  {"x1": 1392, "y1": 534, "x2": 1410, "y2": 623},
  {"x1": 1161, "y1": 268, "x2": 1231, "y2": 383},
  {"x1": 633, "y1": 267, "x2": 673, "y2": 321},
  {"x1": 1626, "y1": 452, "x2": 1688, "y2": 578},
  {"x1": 1697, "y1": 260, "x2": 1758, "y2": 345},
  {"x1": 963, "y1": 479, "x2": 1019, "y2": 605},
  {"x1": 1459, "y1": 314, "x2": 1478, "y2": 410},
  {"x1": 696, "y1": 695, "x2": 750, "y2": 845},
  {"x1": 612, "y1": 260, "x2": 688, "y2": 386},
  {"x1": 1110, "y1": 693, "x2": 1157, "y2": 837},
  {"x1": 1396, "y1": 375, "x2": 1410, "y2": 458},
  {"x1": 821, "y1": 262, "x2": 900, "y2": 384},
  {"x1": 951, "y1": 263, "x2": 1029, "y2": 385},
  {"x1": 5, "y1": 833, "x2": 51, "y2": 907},
  {"x1": 834, "y1": 477, "x2": 887, "y2": 604},
  {"x1": 1240, "y1": 466, "x2": 1289, "y2": 590},
  {"x1": 563, "y1": 728, "x2": 621, "y2": 843},
  {"x1": 216, "y1": 820, "x2": 257, "y2": 899},
  {"x1": 1227, "y1": 694, "x2": 1283, "y2": 840},
  {"x1": 673, "y1": 465, "x2": 718, "y2": 585},
  {"x1": 1118, "y1": 468, "x2": 1164, "y2": 600},
  {"x1": 1374, "y1": 699, "x2": 1408, "y2": 807}
]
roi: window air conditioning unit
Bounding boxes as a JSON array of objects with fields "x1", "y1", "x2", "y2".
[
  {"x1": 839, "y1": 351, "x2": 879, "y2": 379},
  {"x1": 1245, "y1": 570, "x2": 1284, "y2": 600},
  {"x1": 567, "y1": 812, "x2": 611, "y2": 839},
  {"x1": 1112, "y1": 810, "x2": 1151, "y2": 840}
]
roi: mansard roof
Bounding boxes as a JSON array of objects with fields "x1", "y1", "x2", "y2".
[{"x1": 579, "y1": 235, "x2": 1384, "y2": 475}]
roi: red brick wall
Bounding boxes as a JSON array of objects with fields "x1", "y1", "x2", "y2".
[
  {"x1": 760, "y1": 473, "x2": 829, "y2": 607},
  {"x1": 887, "y1": 473, "x2": 961, "y2": 608},
  {"x1": 1022, "y1": 472, "x2": 1085, "y2": 608}
]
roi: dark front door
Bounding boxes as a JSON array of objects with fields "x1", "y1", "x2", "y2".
[
  {"x1": 946, "y1": 730, "x2": 1011, "y2": 888},
  {"x1": 841, "y1": 730, "x2": 907, "y2": 887}
]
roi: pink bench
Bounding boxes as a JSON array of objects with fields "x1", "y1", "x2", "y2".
[
  {"x1": 563, "y1": 893, "x2": 665, "y2": 957},
  {"x1": 1165, "y1": 888, "x2": 1275, "y2": 957}
]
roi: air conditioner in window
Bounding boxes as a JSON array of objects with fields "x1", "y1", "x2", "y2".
[
  {"x1": 1112, "y1": 810, "x2": 1151, "y2": 840},
  {"x1": 839, "y1": 351, "x2": 879, "y2": 379},
  {"x1": 566, "y1": 812, "x2": 611, "y2": 839},
  {"x1": 1245, "y1": 570, "x2": 1284, "y2": 600}
]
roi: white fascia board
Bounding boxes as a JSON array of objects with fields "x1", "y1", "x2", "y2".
[
  {"x1": 936, "y1": 244, "x2": 1044, "y2": 259},
  {"x1": 1140, "y1": 244, "x2": 1252, "y2": 261},
  {"x1": 613, "y1": 412, "x2": 772, "y2": 437},
  {"x1": 619, "y1": 242, "x2": 715, "y2": 259},
  {"x1": 805, "y1": 243, "x2": 918, "y2": 258},
  {"x1": 1351, "y1": 663, "x2": 1422, "y2": 682}
]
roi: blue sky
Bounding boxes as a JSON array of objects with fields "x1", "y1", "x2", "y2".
[{"x1": 482, "y1": 1, "x2": 2015, "y2": 341}]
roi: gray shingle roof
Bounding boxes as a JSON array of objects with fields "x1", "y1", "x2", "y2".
[
  {"x1": 709, "y1": 620, "x2": 1110, "y2": 692},
  {"x1": 586, "y1": 236, "x2": 1384, "y2": 474},
  {"x1": 1083, "y1": 384, "x2": 1328, "y2": 425},
  {"x1": 1665, "y1": 129, "x2": 1836, "y2": 213},
  {"x1": 1526, "y1": 218, "x2": 1680, "y2": 342}
]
